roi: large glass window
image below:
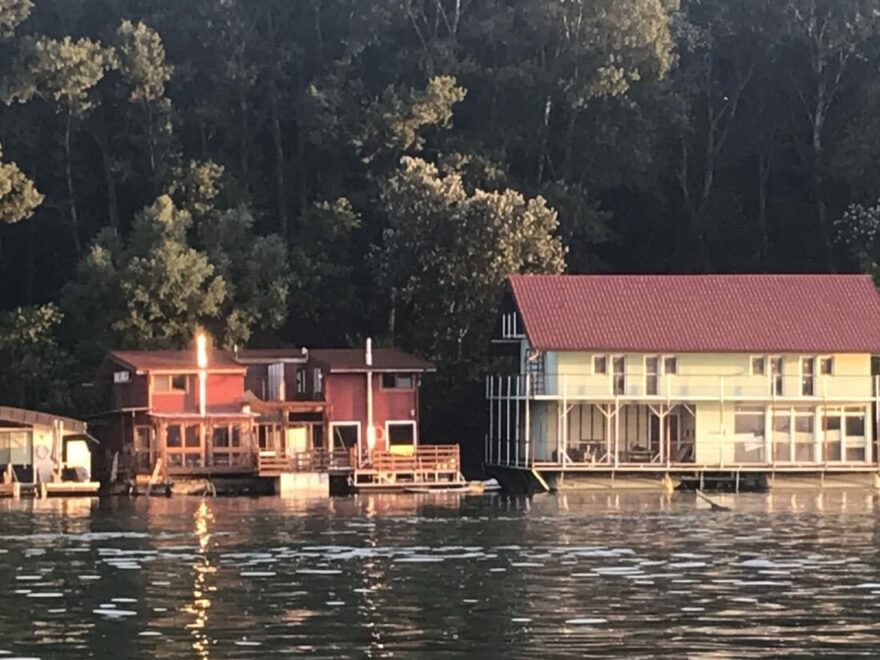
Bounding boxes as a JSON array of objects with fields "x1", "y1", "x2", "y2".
[
  {"x1": 823, "y1": 414, "x2": 842, "y2": 461},
  {"x1": 734, "y1": 406, "x2": 765, "y2": 463},
  {"x1": 645, "y1": 356, "x2": 659, "y2": 396},
  {"x1": 801, "y1": 358, "x2": 815, "y2": 396},
  {"x1": 770, "y1": 357, "x2": 783, "y2": 396},
  {"x1": 794, "y1": 410, "x2": 814, "y2": 461},
  {"x1": 185, "y1": 425, "x2": 200, "y2": 448},
  {"x1": 772, "y1": 411, "x2": 790, "y2": 462},
  {"x1": 0, "y1": 431, "x2": 31, "y2": 465},
  {"x1": 751, "y1": 356, "x2": 766, "y2": 376},
  {"x1": 381, "y1": 374, "x2": 413, "y2": 389},
  {"x1": 612, "y1": 357, "x2": 626, "y2": 396},
  {"x1": 212, "y1": 426, "x2": 229, "y2": 448},
  {"x1": 593, "y1": 355, "x2": 607, "y2": 375}
]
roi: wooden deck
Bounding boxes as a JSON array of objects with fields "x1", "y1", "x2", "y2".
[
  {"x1": 353, "y1": 445, "x2": 464, "y2": 490},
  {"x1": 525, "y1": 461, "x2": 880, "y2": 473}
]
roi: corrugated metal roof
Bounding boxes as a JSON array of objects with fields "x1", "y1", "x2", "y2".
[
  {"x1": 108, "y1": 350, "x2": 246, "y2": 373},
  {"x1": 0, "y1": 406, "x2": 86, "y2": 433},
  {"x1": 309, "y1": 348, "x2": 435, "y2": 372},
  {"x1": 509, "y1": 274, "x2": 880, "y2": 353}
]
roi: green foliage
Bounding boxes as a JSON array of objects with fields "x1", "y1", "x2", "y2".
[
  {"x1": 0, "y1": 0, "x2": 31, "y2": 38},
  {"x1": 0, "y1": 304, "x2": 72, "y2": 411},
  {"x1": 115, "y1": 20, "x2": 172, "y2": 104},
  {"x1": 377, "y1": 157, "x2": 565, "y2": 372},
  {"x1": 3, "y1": 35, "x2": 116, "y2": 115},
  {"x1": 0, "y1": 146, "x2": 42, "y2": 222}
]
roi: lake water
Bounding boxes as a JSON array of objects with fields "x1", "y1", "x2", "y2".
[{"x1": 1, "y1": 491, "x2": 880, "y2": 657}]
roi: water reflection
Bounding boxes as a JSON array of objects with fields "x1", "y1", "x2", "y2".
[{"x1": 0, "y1": 491, "x2": 880, "y2": 656}]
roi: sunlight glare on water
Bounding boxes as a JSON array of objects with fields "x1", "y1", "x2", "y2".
[{"x1": 0, "y1": 491, "x2": 879, "y2": 657}]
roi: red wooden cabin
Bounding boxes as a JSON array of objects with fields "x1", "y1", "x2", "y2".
[
  {"x1": 92, "y1": 348, "x2": 256, "y2": 480},
  {"x1": 91, "y1": 341, "x2": 435, "y2": 482}
]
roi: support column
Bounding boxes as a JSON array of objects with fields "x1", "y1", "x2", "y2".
[
  {"x1": 866, "y1": 404, "x2": 873, "y2": 464},
  {"x1": 814, "y1": 406, "x2": 823, "y2": 463},
  {"x1": 764, "y1": 406, "x2": 773, "y2": 465},
  {"x1": 613, "y1": 401, "x2": 620, "y2": 468},
  {"x1": 525, "y1": 374, "x2": 531, "y2": 466}
]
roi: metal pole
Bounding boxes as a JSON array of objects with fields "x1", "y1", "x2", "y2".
[{"x1": 525, "y1": 374, "x2": 532, "y2": 465}]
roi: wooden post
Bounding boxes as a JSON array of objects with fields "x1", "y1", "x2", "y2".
[
  {"x1": 514, "y1": 377, "x2": 521, "y2": 467},
  {"x1": 525, "y1": 374, "x2": 532, "y2": 466},
  {"x1": 506, "y1": 376, "x2": 512, "y2": 466},
  {"x1": 487, "y1": 377, "x2": 493, "y2": 465},
  {"x1": 614, "y1": 400, "x2": 620, "y2": 468}
]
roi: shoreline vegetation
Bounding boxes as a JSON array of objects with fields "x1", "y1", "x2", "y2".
[{"x1": 2, "y1": 1, "x2": 880, "y2": 472}]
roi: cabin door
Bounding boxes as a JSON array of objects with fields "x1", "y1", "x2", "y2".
[{"x1": 285, "y1": 426, "x2": 309, "y2": 455}]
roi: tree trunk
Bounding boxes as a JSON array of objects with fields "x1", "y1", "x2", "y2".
[
  {"x1": 536, "y1": 95, "x2": 552, "y2": 184},
  {"x1": 92, "y1": 128, "x2": 120, "y2": 231},
  {"x1": 562, "y1": 107, "x2": 581, "y2": 182},
  {"x1": 239, "y1": 93, "x2": 249, "y2": 185},
  {"x1": 64, "y1": 108, "x2": 81, "y2": 256},
  {"x1": 270, "y1": 87, "x2": 288, "y2": 241}
]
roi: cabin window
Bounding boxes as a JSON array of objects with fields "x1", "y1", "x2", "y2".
[
  {"x1": 154, "y1": 374, "x2": 187, "y2": 393},
  {"x1": 612, "y1": 356, "x2": 626, "y2": 396},
  {"x1": 0, "y1": 431, "x2": 31, "y2": 465},
  {"x1": 663, "y1": 356, "x2": 677, "y2": 375},
  {"x1": 212, "y1": 426, "x2": 229, "y2": 448},
  {"x1": 381, "y1": 374, "x2": 414, "y2": 389},
  {"x1": 387, "y1": 422, "x2": 416, "y2": 446},
  {"x1": 295, "y1": 369, "x2": 306, "y2": 394},
  {"x1": 751, "y1": 356, "x2": 766, "y2": 376},
  {"x1": 770, "y1": 357, "x2": 783, "y2": 396},
  {"x1": 166, "y1": 425, "x2": 182, "y2": 448},
  {"x1": 593, "y1": 355, "x2": 607, "y2": 375},
  {"x1": 645, "y1": 356, "x2": 659, "y2": 396},
  {"x1": 734, "y1": 406, "x2": 765, "y2": 463},
  {"x1": 820, "y1": 357, "x2": 833, "y2": 375},
  {"x1": 331, "y1": 423, "x2": 359, "y2": 449},
  {"x1": 801, "y1": 357, "x2": 815, "y2": 396},
  {"x1": 313, "y1": 368, "x2": 324, "y2": 395},
  {"x1": 185, "y1": 424, "x2": 202, "y2": 447}
]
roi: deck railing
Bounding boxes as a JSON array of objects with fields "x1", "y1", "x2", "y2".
[
  {"x1": 257, "y1": 448, "x2": 353, "y2": 476},
  {"x1": 488, "y1": 373, "x2": 880, "y2": 403}
]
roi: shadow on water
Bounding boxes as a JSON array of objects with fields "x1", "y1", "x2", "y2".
[{"x1": 1, "y1": 490, "x2": 880, "y2": 657}]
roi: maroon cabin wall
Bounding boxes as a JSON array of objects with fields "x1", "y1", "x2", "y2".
[
  {"x1": 150, "y1": 373, "x2": 243, "y2": 413},
  {"x1": 324, "y1": 372, "x2": 420, "y2": 451},
  {"x1": 206, "y1": 373, "x2": 244, "y2": 407},
  {"x1": 110, "y1": 373, "x2": 148, "y2": 410}
]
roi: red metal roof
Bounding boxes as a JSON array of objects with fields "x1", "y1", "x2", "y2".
[
  {"x1": 309, "y1": 348, "x2": 435, "y2": 372},
  {"x1": 108, "y1": 350, "x2": 246, "y2": 373},
  {"x1": 508, "y1": 274, "x2": 880, "y2": 353}
]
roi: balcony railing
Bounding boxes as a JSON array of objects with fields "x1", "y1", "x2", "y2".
[{"x1": 487, "y1": 373, "x2": 880, "y2": 402}]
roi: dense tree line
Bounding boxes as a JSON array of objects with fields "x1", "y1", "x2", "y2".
[{"x1": 2, "y1": 0, "x2": 880, "y2": 457}]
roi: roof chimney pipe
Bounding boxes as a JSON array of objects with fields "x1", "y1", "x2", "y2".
[{"x1": 366, "y1": 337, "x2": 373, "y2": 367}]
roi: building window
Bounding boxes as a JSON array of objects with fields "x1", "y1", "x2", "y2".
[
  {"x1": 612, "y1": 356, "x2": 626, "y2": 396},
  {"x1": 645, "y1": 356, "x2": 659, "y2": 396},
  {"x1": 387, "y1": 422, "x2": 416, "y2": 446},
  {"x1": 801, "y1": 357, "x2": 815, "y2": 396},
  {"x1": 751, "y1": 356, "x2": 766, "y2": 376},
  {"x1": 166, "y1": 425, "x2": 182, "y2": 448},
  {"x1": 734, "y1": 405, "x2": 765, "y2": 463},
  {"x1": 593, "y1": 355, "x2": 607, "y2": 375},
  {"x1": 313, "y1": 368, "x2": 324, "y2": 395},
  {"x1": 154, "y1": 374, "x2": 187, "y2": 393},
  {"x1": 331, "y1": 423, "x2": 359, "y2": 449},
  {"x1": 770, "y1": 357, "x2": 783, "y2": 396},
  {"x1": 212, "y1": 426, "x2": 229, "y2": 448},
  {"x1": 184, "y1": 425, "x2": 200, "y2": 448},
  {"x1": 295, "y1": 369, "x2": 306, "y2": 394},
  {"x1": 381, "y1": 374, "x2": 414, "y2": 389},
  {"x1": 820, "y1": 357, "x2": 833, "y2": 375},
  {"x1": 664, "y1": 356, "x2": 677, "y2": 375}
]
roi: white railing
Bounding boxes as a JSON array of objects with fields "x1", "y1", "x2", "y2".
[
  {"x1": 500, "y1": 312, "x2": 525, "y2": 340},
  {"x1": 495, "y1": 373, "x2": 880, "y2": 402}
]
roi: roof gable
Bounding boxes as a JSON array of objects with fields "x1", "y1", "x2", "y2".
[
  {"x1": 309, "y1": 348, "x2": 435, "y2": 373},
  {"x1": 509, "y1": 274, "x2": 880, "y2": 353},
  {"x1": 107, "y1": 350, "x2": 246, "y2": 374}
]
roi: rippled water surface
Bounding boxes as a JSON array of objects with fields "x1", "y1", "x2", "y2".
[{"x1": 2, "y1": 491, "x2": 880, "y2": 657}]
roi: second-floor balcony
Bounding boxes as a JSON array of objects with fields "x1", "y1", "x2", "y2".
[{"x1": 488, "y1": 373, "x2": 880, "y2": 403}]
